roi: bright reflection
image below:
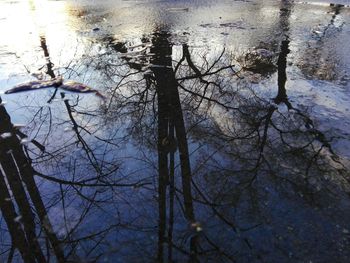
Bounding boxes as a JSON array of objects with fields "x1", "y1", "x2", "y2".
[
  {"x1": 0, "y1": 0, "x2": 68, "y2": 52},
  {"x1": 0, "y1": 0, "x2": 82, "y2": 83}
]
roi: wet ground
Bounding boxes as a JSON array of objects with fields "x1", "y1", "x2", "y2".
[{"x1": 1, "y1": 0, "x2": 350, "y2": 262}]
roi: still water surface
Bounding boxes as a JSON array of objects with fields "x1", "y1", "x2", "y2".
[{"x1": 0, "y1": 0, "x2": 350, "y2": 262}]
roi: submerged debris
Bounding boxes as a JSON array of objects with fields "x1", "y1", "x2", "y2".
[
  {"x1": 240, "y1": 48, "x2": 276, "y2": 73},
  {"x1": 4, "y1": 77, "x2": 62, "y2": 94},
  {"x1": 59, "y1": 81, "x2": 106, "y2": 99},
  {"x1": 4, "y1": 77, "x2": 105, "y2": 99},
  {"x1": 166, "y1": 7, "x2": 189, "y2": 12},
  {"x1": 60, "y1": 81, "x2": 96, "y2": 93}
]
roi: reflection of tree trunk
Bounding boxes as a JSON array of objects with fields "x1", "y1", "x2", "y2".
[
  {"x1": 274, "y1": 1, "x2": 292, "y2": 108},
  {"x1": 157, "y1": 72, "x2": 168, "y2": 262},
  {"x1": 321, "y1": 4, "x2": 343, "y2": 39},
  {"x1": 40, "y1": 36, "x2": 55, "y2": 79},
  {"x1": 168, "y1": 120, "x2": 175, "y2": 262},
  {"x1": 18, "y1": 154, "x2": 65, "y2": 262},
  {"x1": 274, "y1": 39, "x2": 292, "y2": 108},
  {"x1": 0, "y1": 97, "x2": 65, "y2": 262},
  {"x1": 0, "y1": 100, "x2": 47, "y2": 262},
  {"x1": 39, "y1": 35, "x2": 60, "y2": 103},
  {"x1": 152, "y1": 32, "x2": 171, "y2": 262},
  {"x1": 0, "y1": 170, "x2": 36, "y2": 263},
  {"x1": 151, "y1": 32, "x2": 198, "y2": 262}
]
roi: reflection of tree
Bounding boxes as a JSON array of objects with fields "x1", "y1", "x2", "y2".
[
  {"x1": 149, "y1": 31, "x2": 198, "y2": 262},
  {"x1": 0, "y1": 97, "x2": 65, "y2": 262},
  {"x1": 297, "y1": 4, "x2": 345, "y2": 80},
  {"x1": 100, "y1": 19, "x2": 349, "y2": 260},
  {"x1": 40, "y1": 36, "x2": 56, "y2": 80},
  {"x1": 1, "y1": 90, "x2": 158, "y2": 261},
  {"x1": 2, "y1": 2, "x2": 350, "y2": 259}
]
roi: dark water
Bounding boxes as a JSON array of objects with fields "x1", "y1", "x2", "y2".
[{"x1": 1, "y1": 0, "x2": 350, "y2": 262}]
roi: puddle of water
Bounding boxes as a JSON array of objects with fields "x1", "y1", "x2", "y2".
[{"x1": 0, "y1": 0, "x2": 350, "y2": 262}]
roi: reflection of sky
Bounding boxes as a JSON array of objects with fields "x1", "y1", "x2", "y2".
[
  {"x1": 67, "y1": 0, "x2": 282, "y2": 49},
  {"x1": 2, "y1": 0, "x2": 348, "y2": 87}
]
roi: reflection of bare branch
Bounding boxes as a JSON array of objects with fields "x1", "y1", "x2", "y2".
[
  {"x1": 35, "y1": 171, "x2": 150, "y2": 188},
  {"x1": 94, "y1": 22, "x2": 350, "y2": 260},
  {"x1": 62, "y1": 93, "x2": 107, "y2": 176}
]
